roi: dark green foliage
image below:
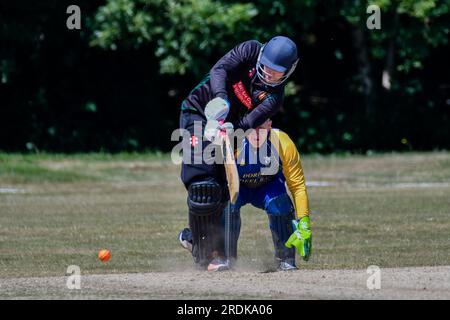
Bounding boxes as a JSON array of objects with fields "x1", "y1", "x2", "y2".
[{"x1": 0, "y1": 0, "x2": 449, "y2": 153}]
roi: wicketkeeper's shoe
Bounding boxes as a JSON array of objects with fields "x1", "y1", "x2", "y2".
[
  {"x1": 178, "y1": 228, "x2": 193, "y2": 252},
  {"x1": 277, "y1": 259, "x2": 298, "y2": 271},
  {"x1": 207, "y1": 257, "x2": 229, "y2": 272}
]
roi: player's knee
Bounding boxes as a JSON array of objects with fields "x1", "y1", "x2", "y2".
[
  {"x1": 266, "y1": 193, "x2": 294, "y2": 216},
  {"x1": 188, "y1": 180, "x2": 225, "y2": 216}
]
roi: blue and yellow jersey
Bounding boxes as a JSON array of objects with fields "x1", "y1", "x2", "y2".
[{"x1": 235, "y1": 129, "x2": 309, "y2": 218}]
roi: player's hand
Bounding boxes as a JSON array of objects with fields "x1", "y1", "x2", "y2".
[
  {"x1": 204, "y1": 119, "x2": 233, "y2": 143},
  {"x1": 285, "y1": 216, "x2": 312, "y2": 261},
  {"x1": 205, "y1": 97, "x2": 230, "y2": 121}
]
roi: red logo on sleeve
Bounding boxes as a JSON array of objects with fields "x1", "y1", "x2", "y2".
[{"x1": 232, "y1": 81, "x2": 253, "y2": 110}]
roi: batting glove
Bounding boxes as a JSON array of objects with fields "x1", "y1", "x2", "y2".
[
  {"x1": 204, "y1": 119, "x2": 234, "y2": 143},
  {"x1": 205, "y1": 97, "x2": 230, "y2": 121},
  {"x1": 285, "y1": 216, "x2": 312, "y2": 261}
]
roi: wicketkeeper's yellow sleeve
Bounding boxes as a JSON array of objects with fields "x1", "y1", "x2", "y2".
[{"x1": 271, "y1": 130, "x2": 309, "y2": 218}]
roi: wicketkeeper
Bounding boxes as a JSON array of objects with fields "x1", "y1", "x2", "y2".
[
  {"x1": 225, "y1": 119, "x2": 311, "y2": 270},
  {"x1": 178, "y1": 36, "x2": 299, "y2": 271},
  {"x1": 180, "y1": 119, "x2": 311, "y2": 271}
]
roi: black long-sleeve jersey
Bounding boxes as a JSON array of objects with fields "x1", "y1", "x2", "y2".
[{"x1": 181, "y1": 40, "x2": 285, "y2": 131}]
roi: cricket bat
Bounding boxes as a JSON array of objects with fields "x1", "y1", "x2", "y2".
[
  {"x1": 223, "y1": 134, "x2": 239, "y2": 265},
  {"x1": 223, "y1": 134, "x2": 239, "y2": 204}
]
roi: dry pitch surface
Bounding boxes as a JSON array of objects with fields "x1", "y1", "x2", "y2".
[
  {"x1": 1, "y1": 266, "x2": 450, "y2": 299},
  {"x1": 1, "y1": 152, "x2": 450, "y2": 299}
]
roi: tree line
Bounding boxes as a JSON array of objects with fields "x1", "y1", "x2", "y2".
[{"x1": 0, "y1": 0, "x2": 449, "y2": 153}]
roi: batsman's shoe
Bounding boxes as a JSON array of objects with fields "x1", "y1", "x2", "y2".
[
  {"x1": 207, "y1": 257, "x2": 229, "y2": 272},
  {"x1": 178, "y1": 228, "x2": 193, "y2": 252},
  {"x1": 278, "y1": 259, "x2": 298, "y2": 271}
]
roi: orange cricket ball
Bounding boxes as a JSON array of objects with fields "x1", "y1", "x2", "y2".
[{"x1": 98, "y1": 249, "x2": 111, "y2": 263}]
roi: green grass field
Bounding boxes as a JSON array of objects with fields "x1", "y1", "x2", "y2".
[{"x1": 1, "y1": 152, "x2": 450, "y2": 278}]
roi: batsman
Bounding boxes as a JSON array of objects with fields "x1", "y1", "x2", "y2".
[{"x1": 178, "y1": 36, "x2": 299, "y2": 271}]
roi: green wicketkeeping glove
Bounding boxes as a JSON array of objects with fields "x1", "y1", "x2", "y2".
[{"x1": 285, "y1": 216, "x2": 312, "y2": 261}]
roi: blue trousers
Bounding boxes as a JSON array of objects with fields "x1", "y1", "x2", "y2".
[{"x1": 221, "y1": 176, "x2": 296, "y2": 263}]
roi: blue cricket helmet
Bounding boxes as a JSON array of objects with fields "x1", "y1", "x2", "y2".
[{"x1": 256, "y1": 36, "x2": 299, "y2": 87}]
